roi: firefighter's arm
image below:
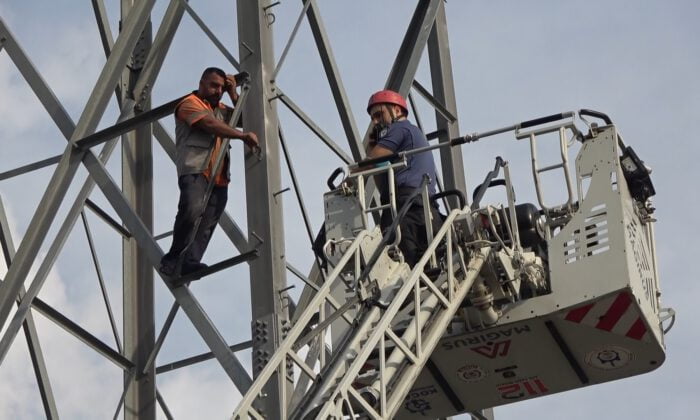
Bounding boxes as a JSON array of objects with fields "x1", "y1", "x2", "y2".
[
  {"x1": 367, "y1": 142, "x2": 394, "y2": 159},
  {"x1": 350, "y1": 143, "x2": 394, "y2": 173}
]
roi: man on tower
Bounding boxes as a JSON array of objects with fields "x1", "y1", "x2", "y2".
[
  {"x1": 159, "y1": 67, "x2": 258, "y2": 278},
  {"x1": 365, "y1": 89, "x2": 442, "y2": 266}
]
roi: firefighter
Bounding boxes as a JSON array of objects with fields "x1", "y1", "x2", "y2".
[{"x1": 366, "y1": 90, "x2": 441, "y2": 266}]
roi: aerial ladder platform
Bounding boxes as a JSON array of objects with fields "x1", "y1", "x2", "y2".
[{"x1": 232, "y1": 110, "x2": 674, "y2": 419}]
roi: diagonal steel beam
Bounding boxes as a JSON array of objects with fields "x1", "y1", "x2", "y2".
[
  {"x1": 178, "y1": 0, "x2": 240, "y2": 69},
  {"x1": 305, "y1": 0, "x2": 363, "y2": 160},
  {"x1": 0, "y1": 1, "x2": 252, "y2": 393},
  {"x1": 411, "y1": 79, "x2": 457, "y2": 123},
  {"x1": 155, "y1": 340, "x2": 253, "y2": 374},
  {"x1": 0, "y1": 110, "x2": 132, "y2": 365},
  {"x1": 133, "y1": 0, "x2": 187, "y2": 107},
  {"x1": 383, "y1": 0, "x2": 442, "y2": 96},
  {"x1": 273, "y1": 0, "x2": 313, "y2": 81},
  {"x1": 0, "y1": 196, "x2": 59, "y2": 420},
  {"x1": 0, "y1": 154, "x2": 62, "y2": 181},
  {"x1": 30, "y1": 297, "x2": 133, "y2": 371},
  {"x1": 91, "y1": 0, "x2": 115, "y2": 59},
  {"x1": 0, "y1": 0, "x2": 183, "y2": 364},
  {"x1": 276, "y1": 91, "x2": 353, "y2": 164},
  {"x1": 0, "y1": 18, "x2": 74, "y2": 138},
  {"x1": 0, "y1": 0, "x2": 156, "y2": 338},
  {"x1": 79, "y1": 151, "x2": 253, "y2": 392},
  {"x1": 80, "y1": 211, "x2": 123, "y2": 353}
]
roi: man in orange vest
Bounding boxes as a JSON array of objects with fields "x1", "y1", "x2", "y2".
[{"x1": 159, "y1": 67, "x2": 258, "y2": 278}]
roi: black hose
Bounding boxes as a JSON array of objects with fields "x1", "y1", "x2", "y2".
[{"x1": 471, "y1": 157, "x2": 506, "y2": 210}]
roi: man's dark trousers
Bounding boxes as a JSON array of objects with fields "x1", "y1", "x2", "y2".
[
  {"x1": 162, "y1": 174, "x2": 228, "y2": 270},
  {"x1": 380, "y1": 187, "x2": 442, "y2": 267}
]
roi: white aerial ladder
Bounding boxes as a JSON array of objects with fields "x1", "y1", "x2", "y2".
[{"x1": 232, "y1": 110, "x2": 674, "y2": 419}]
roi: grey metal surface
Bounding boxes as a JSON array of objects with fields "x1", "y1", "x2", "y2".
[
  {"x1": 237, "y1": 1, "x2": 290, "y2": 417},
  {"x1": 121, "y1": 0, "x2": 156, "y2": 417}
]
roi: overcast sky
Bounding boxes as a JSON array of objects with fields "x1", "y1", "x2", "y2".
[{"x1": 0, "y1": 1, "x2": 698, "y2": 419}]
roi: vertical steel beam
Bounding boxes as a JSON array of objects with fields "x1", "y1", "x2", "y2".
[
  {"x1": 428, "y1": 1, "x2": 467, "y2": 206},
  {"x1": 0, "y1": 196, "x2": 59, "y2": 419},
  {"x1": 120, "y1": 1, "x2": 155, "y2": 418},
  {"x1": 237, "y1": 2, "x2": 289, "y2": 418}
]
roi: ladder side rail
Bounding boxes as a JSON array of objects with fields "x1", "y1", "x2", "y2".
[
  {"x1": 291, "y1": 178, "x2": 433, "y2": 416},
  {"x1": 354, "y1": 161, "x2": 406, "y2": 244},
  {"x1": 421, "y1": 181, "x2": 437, "y2": 268},
  {"x1": 386, "y1": 251, "x2": 487, "y2": 418},
  {"x1": 518, "y1": 120, "x2": 579, "y2": 215},
  {"x1": 307, "y1": 209, "x2": 484, "y2": 418},
  {"x1": 289, "y1": 334, "x2": 323, "y2": 408},
  {"x1": 558, "y1": 126, "x2": 576, "y2": 211},
  {"x1": 232, "y1": 231, "x2": 370, "y2": 418}
]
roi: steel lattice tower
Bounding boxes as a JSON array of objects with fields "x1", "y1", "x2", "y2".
[{"x1": 0, "y1": 1, "x2": 488, "y2": 418}]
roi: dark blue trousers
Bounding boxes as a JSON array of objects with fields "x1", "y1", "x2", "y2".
[{"x1": 162, "y1": 174, "x2": 228, "y2": 267}]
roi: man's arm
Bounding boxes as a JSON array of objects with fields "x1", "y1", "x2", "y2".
[
  {"x1": 350, "y1": 142, "x2": 394, "y2": 173},
  {"x1": 225, "y1": 73, "x2": 239, "y2": 103},
  {"x1": 194, "y1": 115, "x2": 258, "y2": 148},
  {"x1": 366, "y1": 142, "x2": 394, "y2": 159}
]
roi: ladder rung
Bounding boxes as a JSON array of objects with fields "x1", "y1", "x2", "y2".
[
  {"x1": 536, "y1": 162, "x2": 565, "y2": 173},
  {"x1": 365, "y1": 204, "x2": 391, "y2": 213}
]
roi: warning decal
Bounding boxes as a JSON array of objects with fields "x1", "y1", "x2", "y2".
[{"x1": 563, "y1": 292, "x2": 649, "y2": 341}]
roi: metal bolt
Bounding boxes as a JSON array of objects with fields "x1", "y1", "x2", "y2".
[
  {"x1": 263, "y1": 1, "x2": 281, "y2": 11},
  {"x1": 273, "y1": 187, "x2": 290, "y2": 197}
]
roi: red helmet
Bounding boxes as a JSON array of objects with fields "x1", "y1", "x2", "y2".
[{"x1": 367, "y1": 90, "x2": 408, "y2": 116}]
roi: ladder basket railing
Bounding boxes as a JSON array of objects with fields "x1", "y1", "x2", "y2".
[
  {"x1": 231, "y1": 230, "x2": 372, "y2": 419},
  {"x1": 293, "y1": 212, "x2": 490, "y2": 419}
]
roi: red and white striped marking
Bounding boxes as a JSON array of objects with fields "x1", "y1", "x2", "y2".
[{"x1": 563, "y1": 292, "x2": 649, "y2": 341}]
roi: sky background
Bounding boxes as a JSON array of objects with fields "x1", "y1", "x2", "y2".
[{"x1": 0, "y1": 0, "x2": 698, "y2": 419}]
